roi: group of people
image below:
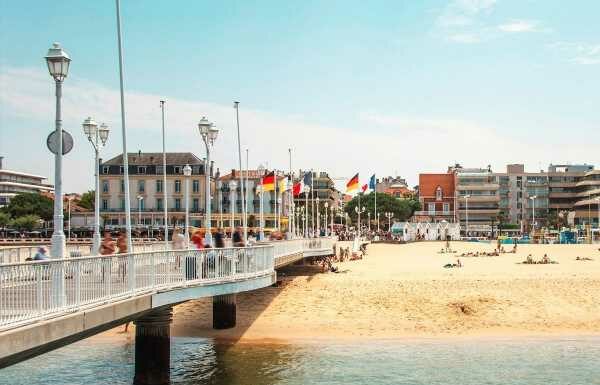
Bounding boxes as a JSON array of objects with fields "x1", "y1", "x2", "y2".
[{"x1": 521, "y1": 253, "x2": 557, "y2": 264}]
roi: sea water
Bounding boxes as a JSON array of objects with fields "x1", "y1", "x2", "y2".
[{"x1": 1, "y1": 337, "x2": 599, "y2": 385}]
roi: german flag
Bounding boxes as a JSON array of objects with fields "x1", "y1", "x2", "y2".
[
  {"x1": 346, "y1": 173, "x2": 359, "y2": 193},
  {"x1": 261, "y1": 171, "x2": 275, "y2": 191}
]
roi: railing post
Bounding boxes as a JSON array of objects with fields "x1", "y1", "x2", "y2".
[
  {"x1": 151, "y1": 252, "x2": 156, "y2": 288},
  {"x1": 74, "y1": 260, "x2": 81, "y2": 307},
  {"x1": 103, "y1": 257, "x2": 111, "y2": 298},
  {"x1": 36, "y1": 266, "x2": 43, "y2": 315},
  {"x1": 128, "y1": 254, "x2": 136, "y2": 292}
]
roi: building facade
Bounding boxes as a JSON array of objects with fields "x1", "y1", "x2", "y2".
[
  {"x1": 415, "y1": 173, "x2": 456, "y2": 222},
  {"x1": 0, "y1": 157, "x2": 54, "y2": 207},
  {"x1": 96, "y1": 152, "x2": 212, "y2": 231}
]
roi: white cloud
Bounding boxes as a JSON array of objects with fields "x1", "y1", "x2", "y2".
[
  {"x1": 435, "y1": 0, "x2": 499, "y2": 44},
  {"x1": 498, "y1": 19, "x2": 540, "y2": 33},
  {"x1": 549, "y1": 42, "x2": 600, "y2": 65},
  {"x1": 1, "y1": 66, "x2": 598, "y2": 194}
]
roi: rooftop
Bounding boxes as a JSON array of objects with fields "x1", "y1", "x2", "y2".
[{"x1": 102, "y1": 152, "x2": 204, "y2": 166}]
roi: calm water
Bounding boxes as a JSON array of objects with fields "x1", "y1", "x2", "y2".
[{"x1": 1, "y1": 337, "x2": 600, "y2": 385}]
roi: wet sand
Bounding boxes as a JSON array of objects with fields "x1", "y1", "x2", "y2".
[{"x1": 105, "y1": 242, "x2": 600, "y2": 341}]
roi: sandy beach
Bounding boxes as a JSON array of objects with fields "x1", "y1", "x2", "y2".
[{"x1": 105, "y1": 241, "x2": 600, "y2": 341}]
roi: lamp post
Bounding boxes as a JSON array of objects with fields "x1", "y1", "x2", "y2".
[
  {"x1": 277, "y1": 197, "x2": 282, "y2": 232},
  {"x1": 367, "y1": 212, "x2": 371, "y2": 231},
  {"x1": 385, "y1": 212, "x2": 393, "y2": 231},
  {"x1": 355, "y1": 205, "x2": 366, "y2": 234},
  {"x1": 463, "y1": 194, "x2": 471, "y2": 237},
  {"x1": 83, "y1": 117, "x2": 109, "y2": 253},
  {"x1": 304, "y1": 185, "x2": 310, "y2": 237},
  {"x1": 258, "y1": 165, "x2": 265, "y2": 240},
  {"x1": 324, "y1": 202, "x2": 329, "y2": 236},
  {"x1": 198, "y1": 117, "x2": 218, "y2": 246},
  {"x1": 330, "y1": 205, "x2": 335, "y2": 236},
  {"x1": 45, "y1": 42, "x2": 71, "y2": 260},
  {"x1": 315, "y1": 196, "x2": 320, "y2": 237},
  {"x1": 530, "y1": 195, "x2": 537, "y2": 234},
  {"x1": 183, "y1": 164, "x2": 191, "y2": 248},
  {"x1": 137, "y1": 195, "x2": 143, "y2": 228},
  {"x1": 159, "y1": 100, "x2": 169, "y2": 250},
  {"x1": 229, "y1": 180, "x2": 237, "y2": 237}
]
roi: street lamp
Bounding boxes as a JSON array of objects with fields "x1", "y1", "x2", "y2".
[
  {"x1": 46, "y1": 42, "x2": 71, "y2": 261},
  {"x1": 355, "y1": 205, "x2": 366, "y2": 235},
  {"x1": 198, "y1": 116, "x2": 218, "y2": 246},
  {"x1": 324, "y1": 201, "x2": 329, "y2": 236},
  {"x1": 137, "y1": 195, "x2": 144, "y2": 229},
  {"x1": 229, "y1": 180, "x2": 237, "y2": 237},
  {"x1": 530, "y1": 195, "x2": 537, "y2": 234},
  {"x1": 385, "y1": 212, "x2": 394, "y2": 231},
  {"x1": 83, "y1": 117, "x2": 109, "y2": 254},
  {"x1": 277, "y1": 197, "x2": 283, "y2": 232},
  {"x1": 315, "y1": 196, "x2": 320, "y2": 237},
  {"x1": 183, "y1": 164, "x2": 192, "y2": 248},
  {"x1": 330, "y1": 204, "x2": 335, "y2": 236},
  {"x1": 303, "y1": 185, "x2": 310, "y2": 237},
  {"x1": 367, "y1": 212, "x2": 371, "y2": 232},
  {"x1": 463, "y1": 194, "x2": 471, "y2": 237},
  {"x1": 258, "y1": 165, "x2": 265, "y2": 240}
]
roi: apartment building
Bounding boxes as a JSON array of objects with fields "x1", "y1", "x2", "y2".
[
  {"x1": 96, "y1": 152, "x2": 212, "y2": 230},
  {"x1": 453, "y1": 166, "x2": 500, "y2": 234},
  {"x1": 0, "y1": 157, "x2": 54, "y2": 207},
  {"x1": 217, "y1": 169, "x2": 292, "y2": 229}
]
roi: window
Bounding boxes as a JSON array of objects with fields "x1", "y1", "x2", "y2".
[
  {"x1": 102, "y1": 166, "x2": 109, "y2": 174},
  {"x1": 428, "y1": 202, "x2": 436, "y2": 213},
  {"x1": 193, "y1": 198, "x2": 199, "y2": 212},
  {"x1": 156, "y1": 165, "x2": 164, "y2": 175},
  {"x1": 192, "y1": 180, "x2": 199, "y2": 193},
  {"x1": 156, "y1": 198, "x2": 163, "y2": 210},
  {"x1": 156, "y1": 180, "x2": 163, "y2": 193},
  {"x1": 175, "y1": 198, "x2": 181, "y2": 211},
  {"x1": 175, "y1": 180, "x2": 181, "y2": 193},
  {"x1": 120, "y1": 166, "x2": 124, "y2": 174},
  {"x1": 120, "y1": 180, "x2": 125, "y2": 193},
  {"x1": 120, "y1": 199, "x2": 125, "y2": 210},
  {"x1": 139, "y1": 199, "x2": 145, "y2": 210},
  {"x1": 137, "y1": 166, "x2": 146, "y2": 174},
  {"x1": 102, "y1": 180, "x2": 109, "y2": 193},
  {"x1": 102, "y1": 199, "x2": 109, "y2": 210},
  {"x1": 138, "y1": 180, "x2": 145, "y2": 193},
  {"x1": 436, "y1": 186, "x2": 443, "y2": 201},
  {"x1": 443, "y1": 203, "x2": 450, "y2": 213},
  {"x1": 174, "y1": 166, "x2": 182, "y2": 174}
]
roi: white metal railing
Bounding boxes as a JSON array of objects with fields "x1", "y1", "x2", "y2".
[
  {"x1": 0, "y1": 246, "x2": 273, "y2": 330},
  {"x1": 0, "y1": 237, "x2": 335, "y2": 331}
]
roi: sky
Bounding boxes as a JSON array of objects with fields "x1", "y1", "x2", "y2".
[{"x1": 1, "y1": 0, "x2": 600, "y2": 193}]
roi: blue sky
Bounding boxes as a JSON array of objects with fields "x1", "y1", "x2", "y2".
[{"x1": 1, "y1": 0, "x2": 600, "y2": 192}]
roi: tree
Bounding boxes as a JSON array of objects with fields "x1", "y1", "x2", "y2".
[
  {"x1": 4, "y1": 193, "x2": 54, "y2": 221},
  {"x1": 10, "y1": 215, "x2": 41, "y2": 231},
  {"x1": 0, "y1": 212, "x2": 10, "y2": 228},
  {"x1": 79, "y1": 190, "x2": 95, "y2": 210},
  {"x1": 344, "y1": 192, "x2": 421, "y2": 223}
]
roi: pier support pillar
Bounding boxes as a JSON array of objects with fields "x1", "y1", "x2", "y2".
[
  {"x1": 213, "y1": 294, "x2": 236, "y2": 329},
  {"x1": 133, "y1": 306, "x2": 173, "y2": 385}
]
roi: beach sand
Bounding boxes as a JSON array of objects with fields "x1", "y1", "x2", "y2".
[{"x1": 105, "y1": 242, "x2": 600, "y2": 341}]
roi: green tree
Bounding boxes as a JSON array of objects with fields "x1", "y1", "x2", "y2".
[
  {"x1": 79, "y1": 190, "x2": 95, "y2": 210},
  {"x1": 344, "y1": 192, "x2": 421, "y2": 223},
  {"x1": 0, "y1": 212, "x2": 10, "y2": 228},
  {"x1": 4, "y1": 193, "x2": 54, "y2": 221},
  {"x1": 10, "y1": 215, "x2": 41, "y2": 231}
]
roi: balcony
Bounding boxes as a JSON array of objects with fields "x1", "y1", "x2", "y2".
[
  {"x1": 458, "y1": 208, "x2": 500, "y2": 215},
  {"x1": 456, "y1": 183, "x2": 499, "y2": 190},
  {"x1": 459, "y1": 195, "x2": 500, "y2": 202},
  {"x1": 548, "y1": 192, "x2": 578, "y2": 198},
  {"x1": 414, "y1": 210, "x2": 453, "y2": 216}
]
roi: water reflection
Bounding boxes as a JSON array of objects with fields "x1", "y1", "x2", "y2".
[{"x1": 1, "y1": 337, "x2": 599, "y2": 385}]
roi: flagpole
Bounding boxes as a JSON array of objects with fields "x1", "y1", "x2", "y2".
[
  {"x1": 233, "y1": 102, "x2": 247, "y2": 242},
  {"x1": 245, "y1": 148, "x2": 249, "y2": 237},
  {"x1": 374, "y1": 175, "x2": 378, "y2": 232},
  {"x1": 274, "y1": 172, "x2": 278, "y2": 231},
  {"x1": 311, "y1": 169, "x2": 315, "y2": 237},
  {"x1": 288, "y1": 148, "x2": 293, "y2": 238}
]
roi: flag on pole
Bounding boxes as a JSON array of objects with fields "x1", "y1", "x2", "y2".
[
  {"x1": 278, "y1": 177, "x2": 288, "y2": 192},
  {"x1": 346, "y1": 173, "x2": 359, "y2": 193},
  {"x1": 361, "y1": 184, "x2": 368, "y2": 193},
  {"x1": 369, "y1": 174, "x2": 376, "y2": 191},
  {"x1": 303, "y1": 171, "x2": 312, "y2": 186},
  {"x1": 261, "y1": 171, "x2": 275, "y2": 191},
  {"x1": 293, "y1": 179, "x2": 304, "y2": 197}
]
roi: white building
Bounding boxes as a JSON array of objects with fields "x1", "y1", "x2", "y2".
[{"x1": 0, "y1": 157, "x2": 54, "y2": 207}]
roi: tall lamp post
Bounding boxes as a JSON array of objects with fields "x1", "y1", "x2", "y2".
[
  {"x1": 530, "y1": 195, "x2": 537, "y2": 234},
  {"x1": 45, "y1": 42, "x2": 71, "y2": 260},
  {"x1": 324, "y1": 202, "x2": 329, "y2": 236},
  {"x1": 355, "y1": 205, "x2": 366, "y2": 234},
  {"x1": 229, "y1": 180, "x2": 237, "y2": 236},
  {"x1": 258, "y1": 165, "x2": 265, "y2": 240},
  {"x1": 183, "y1": 164, "x2": 191, "y2": 248},
  {"x1": 83, "y1": 117, "x2": 109, "y2": 253},
  {"x1": 315, "y1": 196, "x2": 320, "y2": 236},
  {"x1": 303, "y1": 185, "x2": 310, "y2": 237},
  {"x1": 463, "y1": 194, "x2": 471, "y2": 237},
  {"x1": 137, "y1": 195, "x2": 144, "y2": 229},
  {"x1": 198, "y1": 117, "x2": 218, "y2": 246},
  {"x1": 385, "y1": 212, "x2": 393, "y2": 231},
  {"x1": 330, "y1": 205, "x2": 335, "y2": 236}
]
